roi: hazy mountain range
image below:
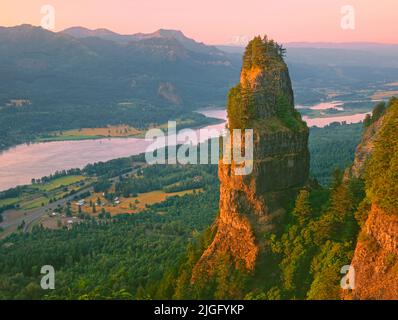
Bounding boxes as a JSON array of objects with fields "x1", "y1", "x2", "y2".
[
  {"x1": 1, "y1": 24, "x2": 398, "y2": 109},
  {"x1": 0, "y1": 25, "x2": 240, "y2": 108},
  {"x1": 62, "y1": 26, "x2": 224, "y2": 55}
]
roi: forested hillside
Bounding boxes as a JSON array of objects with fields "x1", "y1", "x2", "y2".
[
  {"x1": 0, "y1": 101, "x2": 395, "y2": 299},
  {"x1": 348, "y1": 97, "x2": 398, "y2": 299},
  {"x1": 0, "y1": 165, "x2": 219, "y2": 299},
  {"x1": 152, "y1": 99, "x2": 395, "y2": 300},
  {"x1": 0, "y1": 25, "x2": 239, "y2": 150},
  {"x1": 309, "y1": 123, "x2": 363, "y2": 185},
  {"x1": 0, "y1": 24, "x2": 396, "y2": 299}
]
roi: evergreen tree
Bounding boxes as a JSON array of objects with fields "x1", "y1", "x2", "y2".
[{"x1": 293, "y1": 190, "x2": 312, "y2": 224}]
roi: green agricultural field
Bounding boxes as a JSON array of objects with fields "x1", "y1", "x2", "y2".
[
  {"x1": 36, "y1": 135, "x2": 105, "y2": 142},
  {"x1": 0, "y1": 197, "x2": 20, "y2": 207},
  {"x1": 34, "y1": 175, "x2": 86, "y2": 192},
  {"x1": 20, "y1": 196, "x2": 48, "y2": 210}
]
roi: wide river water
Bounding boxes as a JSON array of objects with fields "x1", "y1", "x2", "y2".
[{"x1": 0, "y1": 108, "x2": 370, "y2": 191}]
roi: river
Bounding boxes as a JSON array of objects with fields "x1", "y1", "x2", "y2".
[{"x1": 0, "y1": 108, "x2": 369, "y2": 192}]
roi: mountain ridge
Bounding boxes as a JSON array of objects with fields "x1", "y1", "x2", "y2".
[
  {"x1": 0, "y1": 24, "x2": 239, "y2": 150},
  {"x1": 0, "y1": 24, "x2": 238, "y2": 107},
  {"x1": 61, "y1": 26, "x2": 223, "y2": 55}
]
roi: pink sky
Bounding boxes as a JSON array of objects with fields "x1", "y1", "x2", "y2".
[{"x1": 1, "y1": 0, "x2": 397, "y2": 44}]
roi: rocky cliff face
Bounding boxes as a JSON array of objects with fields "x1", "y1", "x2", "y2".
[
  {"x1": 346, "y1": 98, "x2": 398, "y2": 299},
  {"x1": 193, "y1": 37, "x2": 310, "y2": 278},
  {"x1": 346, "y1": 119, "x2": 383, "y2": 180},
  {"x1": 350, "y1": 204, "x2": 398, "y2": 299}
]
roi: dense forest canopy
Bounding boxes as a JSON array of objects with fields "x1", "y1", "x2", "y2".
[{"x1": 0, "y1": 164, "x2": 219, "y2": 299}]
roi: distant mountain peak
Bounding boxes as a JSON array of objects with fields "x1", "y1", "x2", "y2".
[
  {"x1": 62, "y1": 26, "x2": 124, "y2": 38},
  {"x1": 60, "y1": 26, "x2": 222, "y2": 55},
  {"x1": 153, "y1": 29, "x2": 185, "y2": 38},
  {"x1": 132, "y1": 28, "x2": 187, "y2": 42},
  {"x1": 0, "y1": 24, "x2": 48, "y2": 34},
  {"x1": 62, "y1": 26, "x2": 187, "y2": 40}
]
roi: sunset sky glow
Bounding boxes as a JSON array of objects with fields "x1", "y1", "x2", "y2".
[{"x1": 1, "y1": 0, "x2": 397, "y2": 45}]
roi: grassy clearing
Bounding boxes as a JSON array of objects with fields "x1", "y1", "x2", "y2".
[
  {"x1": 35, "y1": 175, "x2": 85, "y2": 192},
  {"x1": 35, "y1": 117, "x2": 213, "y2": 143},
  {"x1": 20, "y1": 197, "x2": 47, "y2": 210},
  {"x1": 1, "y1": 175, "x2": 88, "y2": 214},
  {"x1": 0, "y1": 224, "x2": 18, "y2": 239},
  {"x1": 74, "y1": 189, "x2": 202, "y2": 216},
  {"x1": 37, "y1": 125, "x2": 142, "y2": 142},
  {"x1": 0, "y1": 197, "x2": 20, "y2": 207},
  {"x1": 371, "y1": 91, "x2": 398, "y2": 100},
  {"x1": 385, "y1": 82, "x2": 398, "y2": 87},
  {"x1": 36, "y1": 135, "x2": 105, "y2": 142}
]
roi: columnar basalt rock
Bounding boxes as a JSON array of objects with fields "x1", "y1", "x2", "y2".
[{"x1": 193, "y1": 36, "x2": 310, "y2": 278}]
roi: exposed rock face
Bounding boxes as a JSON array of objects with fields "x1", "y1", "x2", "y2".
[
  {"x1": 193, "y1": 37, "x2": 310, "y2": 278},
  {"x1": 346, "y1": 98, "x2": 398, "y2": 300},
  {"x1": 345, "y1": 116, "x2": 384, "y2": 180},
  {"x1": 350, "y1": 205, "x2": 398, "y2": 299},
  {"x1": 158, "y1": 82, "x2": 181, "y2": 104}
]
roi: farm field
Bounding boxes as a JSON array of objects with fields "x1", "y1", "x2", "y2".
[
  {"x1": 371, "y1": 90, "x2": 398, "y2": 100},
  {"x1": 37, "y1": 125, "x2": 142, "y2": 142},
  {"x1": 73, "y1": 188, "x2": 202, "y2": 216},
  {"x1": 0, "y1": 197, "x2": 19, "y2": 207},
  {"x1": 0, "y1": 174, "x2": 94, "y2": 237},
  {"x1": 34, "y1": 117, "x2": 215, "y2": 143},
  {"x1": 33, "y1": 175, "x2": 86, "y2": 192},
  {"x1": 31, "y1": 187, "x2": 203, "y2": 232}
]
